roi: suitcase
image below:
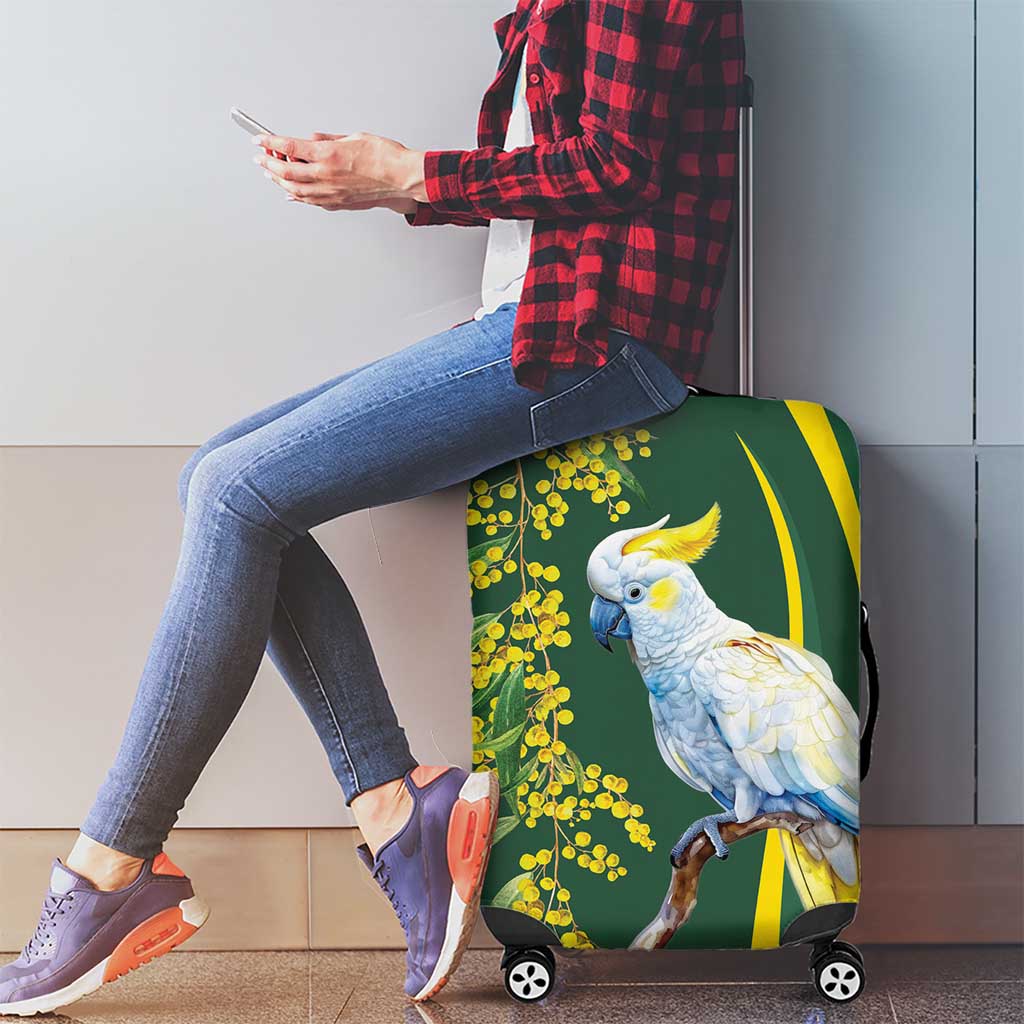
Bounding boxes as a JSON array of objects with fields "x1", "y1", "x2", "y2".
[{"x1": 466, "y1": 76, "x2": 880, "y2": 1005}]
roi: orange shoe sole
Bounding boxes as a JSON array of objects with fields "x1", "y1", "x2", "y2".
[{"x1": 413, "y1": 769, "x2": 499, "y2": 1002}]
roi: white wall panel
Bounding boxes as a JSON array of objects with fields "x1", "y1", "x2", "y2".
[{"x1": 0, "y1": 1, "x2": 506, "y2": 444}]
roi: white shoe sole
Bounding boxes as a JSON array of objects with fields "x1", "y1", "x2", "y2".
[{"x1": 0, "y1": 895, "x2": 208, "y2": 1017}]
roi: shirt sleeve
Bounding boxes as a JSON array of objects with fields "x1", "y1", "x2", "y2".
[
  {"x1": 421, "y1": 0, "x2": 711, "y2": 223},
  {"x1": 404, "y1": 203, "x2": 488, "y2": 228}
]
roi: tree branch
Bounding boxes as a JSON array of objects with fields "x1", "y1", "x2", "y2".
[{"x1": 630, "y1": 812, "x2": 815, "y2": 951}]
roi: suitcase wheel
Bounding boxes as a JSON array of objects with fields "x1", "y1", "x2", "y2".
[
  {"x1": 810, "y1": 942, "x2": 866, "y2": 1004},
  {"x1": 503, "y1": 946, "x2": 555, "y2": 1003}
]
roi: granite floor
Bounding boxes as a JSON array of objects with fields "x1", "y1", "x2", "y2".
[{"x1": 1, "y1": 946, "x2": 1020, "y2": 1024}]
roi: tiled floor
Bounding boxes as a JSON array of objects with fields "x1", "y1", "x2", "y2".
[{"x1": 2, "y1": 946, "x2": 1019, "y2": 1024}]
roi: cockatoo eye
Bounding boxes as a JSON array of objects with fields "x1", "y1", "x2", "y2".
[{"x1": 624, "y1": 583, "x2": 645, "y2": 602}]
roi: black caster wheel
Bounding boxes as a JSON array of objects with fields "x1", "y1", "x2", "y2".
[
  {"x1": 829, "y1": 940, "x2": 865, "y2": 967},
  {"x1": 811, "y1": 946, "x2": 865, "y2": 1004},
  {"x1": 503, "y1": 947, "x2": 555, "y2": 1003}
]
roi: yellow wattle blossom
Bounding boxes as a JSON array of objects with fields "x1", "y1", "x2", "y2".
[{"x1": 468, "y1": 429, "x2": 660, "y2": 946}]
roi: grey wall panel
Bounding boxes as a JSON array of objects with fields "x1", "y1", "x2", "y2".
[
  {"x1": 977, "y1": 0, "x2": 1024, "y2": 445},
  {"x1": 701, "y1": 247, "x2": 741, "y2": 393},
  {"x1": 0, "y1": 1, "x2": 506, "y2": 444},
  {"x1": 977, "y1": 447, "x2": 1024, "y2": 824},
  {"x1": 860, "y1": 445, "x2": 976, "y2": 824},
  {"x1": 743, "y1": 1, "x2": 975, "y2": 444}
]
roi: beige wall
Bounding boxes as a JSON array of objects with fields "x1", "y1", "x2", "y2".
[
  {"x1": 0, "y1": 448, "x2": 474, "y2": 829},
  {"x1": 2, "y1": 827, "x2": 1019, "y2": 951}
]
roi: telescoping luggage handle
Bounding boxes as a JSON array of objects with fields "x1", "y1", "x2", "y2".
[
  {"x1": 735, "y1": 76, "x2": 879, "y2": 778},
  {"x1": 737, "y1": 74, "x2": 754, "y2": 398}
]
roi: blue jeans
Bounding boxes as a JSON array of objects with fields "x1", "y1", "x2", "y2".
[{"x1": 83, "y1": 303, "x2": 688, "y2": 857}]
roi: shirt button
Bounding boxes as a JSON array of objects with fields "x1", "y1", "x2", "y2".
[{"x1": 528, "y1": 72, "x2": 541, "y2": 85}]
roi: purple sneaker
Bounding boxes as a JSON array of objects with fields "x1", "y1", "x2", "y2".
[
  {"x1": 358, "y1": 766, "x2": 498, "y2": 1002},
  {"x1": 0, "y1": 854, "x2": 208, "y2": 1017}
]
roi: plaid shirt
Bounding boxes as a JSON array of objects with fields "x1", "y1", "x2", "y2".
[{"x1": 408, "y1": 0, "x2": 745, "y2": 391}]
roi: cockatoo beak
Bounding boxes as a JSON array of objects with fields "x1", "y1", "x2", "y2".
[{"x1": 590, "y1": 595, "x2": 632, "y2": 651}]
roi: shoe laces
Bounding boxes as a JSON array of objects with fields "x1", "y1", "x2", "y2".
[
  {"x1": 373, "y1": 865, "x2": 411, "y2": 931},
  {"x1": 23, "y1": 893, "x2": 75, "y2": 961}
]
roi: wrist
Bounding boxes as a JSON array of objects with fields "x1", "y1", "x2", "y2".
[{"x1": 393, "y1": 147, "x2": 428, "y2": 204}]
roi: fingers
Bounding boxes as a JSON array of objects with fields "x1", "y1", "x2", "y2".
[
  {"x1": 262, "y1": 170, "x2": 336, "y2": 197},
  {"x1": 255, "y1": 152, "x2": 322, "y2": 183},
  {"x1": 311, "y1": 132, "x2": 346, "y2": 141},
  {"x1": 253, "y1": 134, "x2": 320, "y2": 162}
]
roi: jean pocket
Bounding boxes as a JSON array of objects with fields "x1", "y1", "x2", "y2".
[{"x1": 529, "y1": 346, "x2": 679, "y2": 449}]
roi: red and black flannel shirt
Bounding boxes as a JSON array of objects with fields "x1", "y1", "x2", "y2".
[{"x1": 407, "y1": 0, "x2": 745, "y2": 391}]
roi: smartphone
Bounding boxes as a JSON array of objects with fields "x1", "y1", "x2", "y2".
[
  {"x1": 230, "y1": 107, "x2": 273, "y2": 137},
  {"x1": 230, "y1": 107, "x2": 292, "y2": 161}
]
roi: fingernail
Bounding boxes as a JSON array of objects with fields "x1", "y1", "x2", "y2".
[
  {"x1": 264, "y1": 171, "x2": 273, "y2": 180},
  {"x1": 252, "y1": 155, "x2": 262, "y2": 164}
]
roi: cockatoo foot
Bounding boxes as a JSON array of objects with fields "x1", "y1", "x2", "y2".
[{"x1": 670, "y1": 810, "x2": 738, "y2": 866}]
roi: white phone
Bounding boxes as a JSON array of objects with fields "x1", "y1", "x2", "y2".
[{"x1": 230, "y1": 107, "x2": 273, "y2": 137}]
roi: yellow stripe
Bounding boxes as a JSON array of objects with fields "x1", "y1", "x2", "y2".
[
  {"x1": 736, "y1": 434, "x2": 802, "y2": 949},
  {"x1": 784, "y1": 401, "x2": 861, "y2": 585},
  {"x1": 737, "y1": 436, "x2": 803, "y2": 646},
  {"x1": 750, "y1": 828, "x2": 787, "y2": 948}
]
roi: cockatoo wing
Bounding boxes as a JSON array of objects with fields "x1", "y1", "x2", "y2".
[
  {"x1": 689, "y1": 632, "x2": 860, "y2": 833},
  {"x1": 649, "y1": 695, "x2": 733, "y2": 810}
]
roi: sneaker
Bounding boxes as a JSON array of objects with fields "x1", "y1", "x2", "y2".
[
  {"x1": 0, "y1": 853, "x2": 208, "y2": 1017},
  {"x1": 358, "y1": 767, "x2": 498, "y2": 1001}
]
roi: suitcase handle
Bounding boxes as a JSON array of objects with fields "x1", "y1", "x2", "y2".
[
  {"x1": 737, "y1": 74, "x2": 754, "y2": 397},
  {"x1": 685, "y1": 76, "x2": 754, "y2": 401},
  {"x1": 859, "y1": 602, "x2": 880, "y2": 780},
  {"x1": 732, "y1": 79, "x2": 880, "y2": 780}
]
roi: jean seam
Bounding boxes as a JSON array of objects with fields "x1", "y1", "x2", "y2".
[
  {"x1": 275, "y1": 593, "x2": 360, "y2": 795},
  {"x1": 529, "y1": 348, "x2": 630, "y2": 448},
  {"x1": 208, "y1": 356, "x2": 516, "y2": 527},
  {"x1": 105, "y1": 510, "x2": 224, "y2": 848},
  {"x1": 622, "y1": 347, "x2": 676, "y2": 414},
  {"x1": 450, "y1": 356, "x2": 510, "y2": 381}
]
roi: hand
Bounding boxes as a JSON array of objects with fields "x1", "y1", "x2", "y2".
[{"x1": 253, "y1": 131, "x2": 425, "y2": 213}]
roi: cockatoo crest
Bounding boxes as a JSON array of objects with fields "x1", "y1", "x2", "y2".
[{"x1": 621, "y1": 503, "x2": 721, "y2": 564}]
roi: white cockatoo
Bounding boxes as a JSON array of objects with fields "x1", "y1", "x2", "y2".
[{"x1": 587, "y1": 503, "x2": 860, "y2": 906}]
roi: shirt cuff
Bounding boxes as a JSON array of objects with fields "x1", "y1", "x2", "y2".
[
  {"x1": 423, "y1": 149, "x2": 477, "y2": 217},
  {"x1": 404, "y1": 202, "x2": 443, "y2": 227}
]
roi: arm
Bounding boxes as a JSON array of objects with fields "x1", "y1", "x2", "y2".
[
  {"x1": 421, "y1": 0, "x2": 711, "y2": 222},
  {"x1": 253, "y1": 2, "x2": 710, "y2": 221}
]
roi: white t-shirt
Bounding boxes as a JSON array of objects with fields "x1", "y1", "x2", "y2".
[{"x1": 473, "y1": 47, "x2": 535, "y2": 320}]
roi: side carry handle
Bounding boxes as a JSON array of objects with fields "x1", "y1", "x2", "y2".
[{"x1": 859, "y1": 602, "x2": 880, "y2": 780}]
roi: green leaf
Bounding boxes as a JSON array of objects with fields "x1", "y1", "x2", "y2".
[
  {"x1": 468, "y1": 531, "x2": 515, "y2": 570},
  {"x1": 488, "y1": 871, "x2": 531, "y2": 910},
  {"x1": 473, "y1": 721, "x2": 524, "y2": 753},
  {"x1": 492, "y1": 815, "x2": 521, "y2": 845},
  {"x1": 602, "y1": 450, "x2": 650, "y2": 508},
  {"x1": 471, "y1": 666, "x2": 507, "y2": 715},
  {"x1": 493, "y1": 663, "x2": 526, "y2": 791},
  {"x1": 507, "y1": 754, "x2": 540, "y2": 793},
  {"x1": 565, "y1": 748, "x2": 587, "y2": 795},
  {"x1": 471, "y1": 612, "x2": 501, "y2": 650}
]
